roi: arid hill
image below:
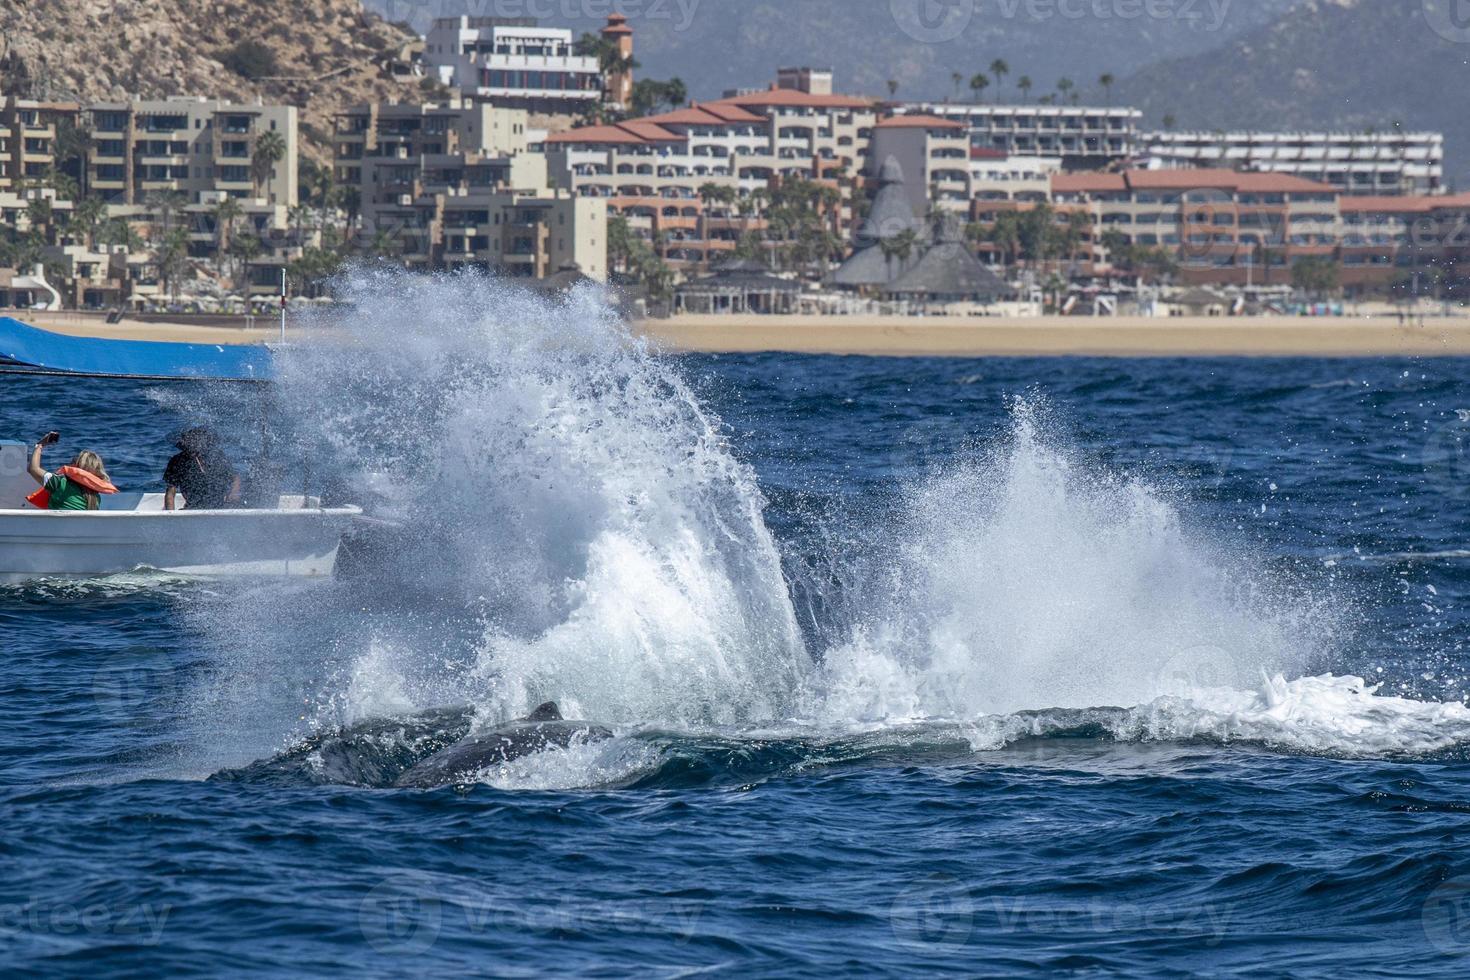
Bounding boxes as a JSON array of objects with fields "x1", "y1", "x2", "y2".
[{"x1": 0, "y1": 0, "x2": 424, "y2": 160}]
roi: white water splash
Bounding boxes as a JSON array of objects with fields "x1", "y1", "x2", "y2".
[
  {"x1": 802, "y1": 403, "x2": 1334, "y2": 723},
  {"x1": 277, "y1": 271, "x2": 809, "y2": 729},
  {"x1": 211, "y1": 274, "x2": 1470, "y2": 776}
]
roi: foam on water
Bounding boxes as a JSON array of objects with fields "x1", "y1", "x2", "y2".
[{"x1": 204, "y1": 273, "x2": 1470, "y2": 780}]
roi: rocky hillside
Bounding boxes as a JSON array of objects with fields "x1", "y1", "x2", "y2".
[
  {"x1": 0, "y1": 0, "x2": 422, "y2": 160},
  {"x1": 1112, "y1": 0, "x2": 1470, "y2": 185}
]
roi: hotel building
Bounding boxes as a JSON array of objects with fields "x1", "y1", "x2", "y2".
[
  {"x1": 424, "y1": 17, "x2": 603, "y2": 114},
  {"x1": 333, "y1": 100, "x2": 606, "y2": 279},
  {"x1": 906, "y1": 103, "x2": 1142, "y2": 171},
  {"x1": 82, "y1": 97, "x2": 298, "y2": 209},
  {"x1": 545, "y1": 79, "x2": 876, "y2": 267},
  {"x1": 0, "y1": 97, "x2": 79, "y2": 192},
  {"x1": 1139, "y1": 130, "x2": 1445, "y2": 197}
]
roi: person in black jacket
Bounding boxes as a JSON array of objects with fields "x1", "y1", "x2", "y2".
[{"x1": 164, "y1": 427, "x2": 241, "y2": 511}]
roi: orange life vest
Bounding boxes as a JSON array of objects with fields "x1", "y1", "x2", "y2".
[{"x1": 27, "y1": 465, "x2": 120, "y2": 509}]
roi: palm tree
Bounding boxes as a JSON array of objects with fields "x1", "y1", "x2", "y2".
[
  {"x1": 969, "y1": 73, "x2": 990, "y2": 103},
  {"x1": 886, "y1": 79, "x2": 900, "y2": 99},
  {"x1": 1162, "y1": 113, "x2": 1177, "y2": 131},
  {"x1": 251, "y1": 130, "x2": 287, "y2": 203},
  {"x1": 1017, "y1": 76, "x2": 1034, "y2": 102},
  {"x1": 989, "y1": 59, "x2": 1010, "y2": 99},
  {"x1": 98, "y1": 217, "x2": 143, "y2": 253},
  {"x1": 1098, "y1": 73, "x2": 1115, "y2": 105},
  {"x1": 211, "y1": 196, "x2": 243, "y2": 279},
  {"x1": 951, "y1": 71, "x2": 964, "y2": 102},
  {"x1": 1057, "y1": 78, "x2": 1075, "y2": 105},
  {"x1": 67, "y1": 196, "x2": 107, "y2": 248}
]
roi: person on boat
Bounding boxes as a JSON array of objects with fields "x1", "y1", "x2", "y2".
[
  {"x1": 25, "y1": 433, "x2": 119, "y2": 511},
  {"x1": 164, "y1": 427, "x2": 241, "y2": 511}
]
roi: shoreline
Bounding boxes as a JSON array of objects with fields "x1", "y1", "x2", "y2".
[
  {"x1": 638, "y1": 314, "x2": 1470, "y2": 358},
  {"x1": 16, "y1": 310, "x2": 1470, "y2": 358}
]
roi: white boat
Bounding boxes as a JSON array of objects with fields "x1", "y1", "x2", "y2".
[{"x1": 0, "y1": 440, "x2": 362, "y2": 583}]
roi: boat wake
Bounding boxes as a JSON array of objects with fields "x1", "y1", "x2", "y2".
[{"x1": 187, "y1": 271, "x2": 1470, "y2": 787}]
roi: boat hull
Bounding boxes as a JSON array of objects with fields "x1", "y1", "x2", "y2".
[{"x1": 0, "y1": 506, "x2": 361, "y2": 582}]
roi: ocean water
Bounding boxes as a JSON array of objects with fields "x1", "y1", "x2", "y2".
[{"x1": 5, "y1": 277, "x2": 1470, "y2": 976}]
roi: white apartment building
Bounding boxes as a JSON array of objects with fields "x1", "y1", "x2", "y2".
[
  {"x1": 425, "y1": 17, "x2": 602, "y2": 114},
  {"x1": 1139, "y1": 130, "x2": 1445, "y2": 196},
  {"x1": 969, "y1": 151, "x2": 1062, "y2": 203},
  {"x1": 906, "y1": 103, "x2": 1142, "y2": 170},
  {"x1": 545, "y1": 85, "x2": 876, "y2": 267}
]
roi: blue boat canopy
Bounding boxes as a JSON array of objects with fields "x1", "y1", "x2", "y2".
[{"x1": 0, "y1": 316, "x2": 273, "y2": 381}]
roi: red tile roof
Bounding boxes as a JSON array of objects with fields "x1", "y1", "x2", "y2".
[
  {"x1": 1124, "y1": 169, "x2": 1336, "y2": 193},
  {"x1": 1052, "y1": 173, "x2": 1127, "y2": 193},
  {"x1": 1338, "y1": 195, "x2": 1438, "y2": 214},
  {"x1": 874, "y1": 114, "x2": 965, "y2": 130},
  {"x1": 544, "y1": 124, "x2": 651, "y2": 146},
  {"x1": 640, "y1": 102, "x2": 767, "y2": 127}
]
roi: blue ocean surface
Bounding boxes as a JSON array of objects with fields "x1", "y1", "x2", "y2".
[{"x1": 4, "y1": 281, "x2": 1470, "y2": 976}]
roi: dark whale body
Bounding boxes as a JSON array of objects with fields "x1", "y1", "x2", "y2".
[{"x1": 393, "y1": 702, "x2": 613, "y2": 789}]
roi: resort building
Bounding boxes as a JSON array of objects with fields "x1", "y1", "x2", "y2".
[
  {"x1": 1046, "y1": 169, "x2": 1341, "y2": 285},
  {"x1": 545, "y1": 81, "x2": 877, "y2": 268},
  {"x1": 333, "y1": 100, "x2": 605, "y2": 280},
  {"x1": 1138, "y1": 130, "x2": 1445, "y2": 197},
  {"x1": 865, "y1": 115, "x2": 970, "y2": 218},
  {"x1": 0, "y1": 97, "x2": 80, "y2": 192},
  {"x1": 81, "y1": 97, "x2": 298, "y2": 209},
  {"x1": 424, "y1": 16, "x2": 604, "y2": 114},
  {"x1": 904, "y1": 103, "x2": 1142, "y2": 172}
]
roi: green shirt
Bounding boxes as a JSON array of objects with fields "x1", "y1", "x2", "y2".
[{"x1": 44, "y1": 472, "x2": 92, "y2": 511}]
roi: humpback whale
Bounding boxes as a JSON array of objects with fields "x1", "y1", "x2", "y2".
[{"x1": 393, "y1": 703, "x2": 613, "y2": 789}]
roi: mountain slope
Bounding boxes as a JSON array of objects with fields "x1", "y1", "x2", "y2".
[
  {"x1": 0, "y1": 0, "x2": 420, "y2": 157},
  {"x1": 1112, "y1": 0, "x2": 1470, "y2": 185},
  {"x1": 365, "y1": 0, "x2": 1300, "y2": 101}
]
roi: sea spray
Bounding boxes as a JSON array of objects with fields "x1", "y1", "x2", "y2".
[
  {"x1": 804, "y1": 401, "x2": 1340, "y2": 722},
  {"x1": 264, "y1": 270, "x2": 809, "y2": 729}
]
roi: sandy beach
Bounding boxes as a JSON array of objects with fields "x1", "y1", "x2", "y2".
[
  {"x1": 640, "y1": 313, "x2": 1470, "y2": 358},
  {"x1": 15, "y1": 310, "x2": 1470, "y2": 358}
]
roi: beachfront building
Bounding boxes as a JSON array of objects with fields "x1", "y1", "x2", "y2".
[
  {"x1": 968, "y1": 151, "x2": 1062, "y2": 203},
  {"x1": 866, "y1": 115, "x2": 970, "y2": 218},
  {"x1": 545, "y1": 80, "x2": 877, "y2": 269},
  {"x1": 424, "y1": 16, "x2": 604, "y2": 115},
  {"x1": 1047, "y1": 169, "x2": 1341, "y2": 285},
  {"x1": 82, "y1": 97, "x2": 298, "y2": 209},
  {"x1": 1139, "y1": 130, "x2": 1445, "y2": 197},
  {"x1": 904, "y1": 103, "x2": 1142, "y2": 172},
  {"x1": 0, "y1": 97, "x2": 80, "y2": 192},
  {"x1": 333, "y1": 100, "x2": 605, "y2": 280}
]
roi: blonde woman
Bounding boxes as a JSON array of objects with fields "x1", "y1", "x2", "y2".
[{"x1": 26, "y1": 432, "x2": 119, "y2": 511}]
